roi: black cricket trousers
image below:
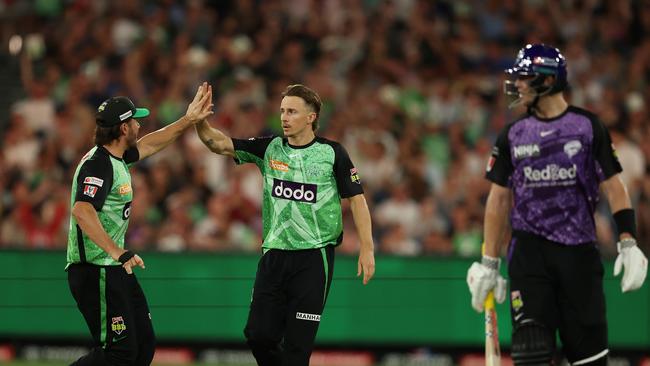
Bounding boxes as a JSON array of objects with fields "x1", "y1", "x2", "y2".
[
  {"x1": 244, "y1": 245, "x2": 335, "y2": 366},
  {"x1": 67, "y1": 263, "x2": 155, "y2": 366}
]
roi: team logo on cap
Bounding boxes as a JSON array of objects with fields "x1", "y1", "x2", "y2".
[{"x1": 98, "y1": 102, "x2": 107, "y2": 112}]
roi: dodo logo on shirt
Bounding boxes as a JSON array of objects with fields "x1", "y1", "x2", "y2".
[{"x1": 272, "y1": 178, "x2": 317, "y2": 203}]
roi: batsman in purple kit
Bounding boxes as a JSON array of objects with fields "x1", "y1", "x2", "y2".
[{"x1": 466, "y1": 44, "x2": 648, "y2": 365}]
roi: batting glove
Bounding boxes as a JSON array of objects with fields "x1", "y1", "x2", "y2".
[
  {"x1": 467, "y1": 255, "x2": 507, "y2": 312},
  {"x1": 614, "y1": 238, "x2": 648, "y2": 292}
]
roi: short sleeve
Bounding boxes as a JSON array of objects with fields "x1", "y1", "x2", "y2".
[
  {"x1": 591, "y1": 117, "x2": 623, "y2": 179},
  {"x1": 233, "y1": 136, "x2": 275, "y2": 165},
  {"x1": 485, "y1": 126, "x2": 513, "y2": 187},
  {"x1": 332, "y1": 142, "x2": 364, "y2": 198},
  {"x1": 74, "y1": 158, "x2": 114, "y2": 211}
]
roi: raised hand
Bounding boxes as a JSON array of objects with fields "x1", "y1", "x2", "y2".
[{"x1": 185, "y1": 82, "x2": 214, "y2": 123}]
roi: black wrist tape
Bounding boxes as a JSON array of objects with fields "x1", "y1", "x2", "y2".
[
  {"x1": 613, "y1": 208, "x2": 637, "y2": 238},
  {"x1": 118, "y1": 251, "x2": 135, "y2": 264}
]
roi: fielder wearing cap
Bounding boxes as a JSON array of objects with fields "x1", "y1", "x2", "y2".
[{"x1": 66, "y1": 84, "x2": 213, "y2": 366}]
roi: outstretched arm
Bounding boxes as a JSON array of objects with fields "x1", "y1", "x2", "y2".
[
  {"x1": 348, "y1": 194, "x2": 375, "y2": 285},
  {"x1": 137, "y1": 83, "x2": 213, "y2": 160},
  {"x1": 195, "y1": 119, "x2": 235, "y2": 157}
]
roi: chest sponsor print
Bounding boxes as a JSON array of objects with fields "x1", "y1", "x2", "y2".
[
  {"x1": 523, "y1": 164, "x2": 577, "y2": 187},
  {"x1": 269, "y1": 159, "x2": 289, "y2": 172},
  {"x1": 118, "y1": 184, "x2": 132, "y2": 195},
  {"x1": 272, "y1": 178, "x2": 317, "y2": 203},
  {"x1": 513, "y1": 144, "x2": 540, "y2": 159}
]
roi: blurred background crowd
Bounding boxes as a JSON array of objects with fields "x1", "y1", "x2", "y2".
[{"x1": 1, "y1": 0, "x2": 650, "y2": 258}]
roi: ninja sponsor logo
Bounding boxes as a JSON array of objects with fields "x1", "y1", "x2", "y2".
[
  {"x1": 513, "y1": 144, "x2": 540, "y2": 159},
  {"x1": 272, "y1": 179, "x2": 317, "y2": 203}
]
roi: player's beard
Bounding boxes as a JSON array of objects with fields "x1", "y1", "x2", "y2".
[{"x1": 126, "y1": 125, "x2": 138, "y2": 148}]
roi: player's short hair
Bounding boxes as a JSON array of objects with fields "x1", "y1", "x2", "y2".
[
  {"x1": 282, "y1": 84, "x2": 322, "y2": 131},
  {"x1": 94, "y1": 124, "x2": 123, "y2": 146}
]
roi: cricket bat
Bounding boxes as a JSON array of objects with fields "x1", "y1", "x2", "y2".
[
  {"x1": 482, "y1": 241, "x2": 501, "y2": 366},
  {"x1": 484, "y1": 290, "x2": 501, "y2": 365}
]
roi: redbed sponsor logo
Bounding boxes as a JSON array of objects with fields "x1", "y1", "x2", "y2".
[{"x1": 272, "y1": 179, "x2": 317, "y2": 203}]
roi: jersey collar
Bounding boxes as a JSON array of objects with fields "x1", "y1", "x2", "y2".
[
  {"x1": 285, "y1": 137, "x2": 317, "y2": 149},
  {"x1": 97, "y1": 145, "x2": 124, "y2": 161},
  {"x1": 531, "y1": 106, "x2": 570, "y2": 122}
]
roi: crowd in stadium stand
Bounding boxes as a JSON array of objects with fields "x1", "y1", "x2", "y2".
[{"x1": 2, "y1": 0, "x2": 650, "y2": 257}]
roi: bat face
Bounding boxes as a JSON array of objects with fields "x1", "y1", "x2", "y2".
[{"x1": 485, "y1": 293, "x2": 501, "y2": 366}]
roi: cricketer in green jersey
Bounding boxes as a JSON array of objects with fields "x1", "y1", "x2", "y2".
[
  {"x1": 195, "y1": 84, "x2": 375, "y2": 366},
  {"x1": 66, "y1": 84, "x2": 212, "y2": 366}
]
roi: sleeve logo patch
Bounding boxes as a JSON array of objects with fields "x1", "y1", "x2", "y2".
[
  {"x1": 269, "y1": 159, "x2": 289, "y2": 172},
  {"x1": 83, "y1": 185, "x2": 98, "y2": 197},
  {"x1": 83, "y1": 177, "x2": 104, "y2": 187},
  {"x1": 486, "y1": 156, "x2": 496, "y2": 172},
  {"x1": 350, "y1": 168, "x2": 361, "y2": 184},
  {"x1": 118, "y1": 184, "x2": 132, "y2": 195}
]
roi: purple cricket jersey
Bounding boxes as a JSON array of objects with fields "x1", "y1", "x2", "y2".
[{"x1": 486, "y1": 106, "x2": 622, "y2": 245}]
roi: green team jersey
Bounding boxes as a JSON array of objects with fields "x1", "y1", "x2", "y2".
[
  {"x1": 67, "y1": 145, "x2": 139, "y2": 266},
  {"x1": 233, "y1": 136, "x2": 364, "y2": 250}
]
